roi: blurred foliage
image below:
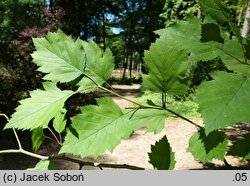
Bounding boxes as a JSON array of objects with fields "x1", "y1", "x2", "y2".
[
  {"x1": 160, "y1": 0, "x2": 250, "y2": 101},
  {"x1": 161, "y1": 0, "x2": 249, "y2": 26},
  {"x1": 0, "y1": 1, "x2": 65, "y2": 115},
  {"x1": 107, "y1": 77, "x2": 142, "y2": 85},
  {"x1": 161, "y1": 0, "x2": 200, "y2": 26},
  {"x1": 135, "y1": 90, "x2": 199, "y2": 118}
]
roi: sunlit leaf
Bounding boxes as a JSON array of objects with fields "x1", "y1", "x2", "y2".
[
  {"x1": 187, "y1": 129, "x2": 228, "y2": 163},
  {"x1": 4, "y1": 83, "x2": 73, "y2": 130},
  {"x1": 60, "y1": 97, "x2": 135, "y2": 158},
  {"x1": 196, "y1": 71, "x2": 250, "y2": 134}
]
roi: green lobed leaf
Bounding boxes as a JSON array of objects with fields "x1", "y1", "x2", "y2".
[
  {"x1": 199, "y1": 0, "x2": 241, "y2": 41},
  {"x1": 53, "y1": 109, "x2": 67, "y2": 134},
  {"x1": 187, "y1": 129, "x2": 228, "y2": 163},
  {"x1": 200, "y1": 0, "x2": 228, "y2": 22},
  {"x1": 148, "y1": 135, "x2": 176, "y2": 170},
  {"x1": 31, "y1": 128, "x2": 45, "y2": 151},
  {"x1": 77, "y1": 40, "x2": 114, "y2": 91},
  {"x1": 32, "y1": 30, "x2": 86, "y2": 83},
  {"x1": 219, "y1": 40, "x2": 250, "y2": 77},
  {"x1": 32, "y1": 31, "x2": 114, "y2": 91},
  {"x1": 132, "y1": 109, "x2": 166, "y2": 134},
  {"x1": 31, "y1": 160, "x2": 57, "y2": 170},
  {"x1": 143, "y1": 32, "x2": 189, "y2": 95},
  {"x1": 4, "y1": 83, "x2": 73, "y2": 130},
  {"x1": 156, "y1": 18, "x2": 222, "y2": 61},
  {"x1": 196, "y1": 71, "x2": 250, "y2": 134},
  {"x1": 60, "y1": 97, "x2": 135, "y2": 158},
  {"x1": 228, "y1": 133, "x2": 250, "y2": 160}
]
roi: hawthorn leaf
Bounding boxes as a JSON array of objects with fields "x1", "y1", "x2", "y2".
[
  {"x1": 4, "y1": 83, "x2": 73, "y2": 130},
  {"x1": 53, "y1": 109, "x2": 67, "y2": 134},
  {"x1": 31, "y1": 128, "x2": 45, "y2": 151},
  {"x1": 143, "y1": 34, "x2": 189, "y2": 95},
  {"x1": 77, "y1": 40, "x2": 114, "y2": 90},
  {"x1": 32, "y1": 30, "x2": 86, "y2": 83},
  {"x1": 148, "y1": 136, "x2": 176, "y2": 170},
  {"x1": 187, "y1": 129, "x2": 228, "y2": 163},
  {"x1": 200, "y1": 0, "x2": 241, "y2": 40},
  {"x1": 31, "y1": 160, "x2": 57, "y2": 170},
  {"x1": 156, "y1": 18, "x2": 221, "y2": 62},
  {"x1": 220, "y1": 40, "x2": 250, "y2": 77},
  {"x1": 32, "y1": 31, "x2": 114, "y2": 90},
  {"x1": 60, "y1": 97, "x2": 135, "y2": 158},
  {"x1": 196, "y1": 71, "x2": 250, "y2": 134},
  {"x1": 200, "y1": 0, "x2": 228, "y2": 22},
  {"x1": 228, "y1": 133, "x2": 250, "y2": 160},
  {"x1": 132, "y1": 109, "x2": 166, "y2": 133}
]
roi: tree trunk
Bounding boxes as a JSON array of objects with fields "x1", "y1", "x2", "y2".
[
  {"x1": 129, "y1": 52, "x2": 133, "y2": 79},
  {"x1": 122, "y1": 54, "x2": 128, "y2": 80},
  {"x1": 238, "y1": 7, "x2": 244, "y2": 26},
  {"x1": 241, "y1": 1, "x2": 250, "y2": 38},
  {"x1": 102, "y1": 7, "x2": 106, "y2": 50},
  {"x1": 197, "y1": 9, "x2": 202, "y2": 19}
]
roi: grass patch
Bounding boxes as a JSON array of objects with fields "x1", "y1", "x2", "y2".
[{"x1": 134, "y1": 90, "x2": 199, "y2": 118}]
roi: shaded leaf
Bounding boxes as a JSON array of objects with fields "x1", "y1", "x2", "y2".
[
  {"x1": 77, "y1": 40, "x2": 115, "y2": 90},
  {"x1": 199, "y1": 0, "x2": 241, "y2": 40},
  {"x1": 132, "y1": 109, "x2": 166, "y2": 134},
  {"x1": 31, "y1": 128, "x2": 45, "y2": 151},
  {"x1": 220, "y1": 40, "x2": 250, "y2": 77},
  {"x1": 53, "y1": 109, "x2": 67, "y2": 134},
  {"x1": 187, "y1": 129, "x2": 228, "y2": 163},
  {"x1": 60, "y1": 97, "x2": 135, "y2": 158},
  {"x1": 201, "y1": 23, "x2": 224, "y2": 43},
  {"x1": 148, "y1": 136, "x2": 176, "y2": 170},
  {"x1": 200, "y1": 0, "x2": 228, "y2": 22},
  {"x1": 31, "y1": 160, "x2": 57, "y2": 170},
  {"x1": 196, "y1": 71, "x2": 250, "y2": 134},
  {"x1": 146, "y1": 99, "x2": 158, "y2": 107},
  {"x1": 228, "y1": 133, "x2": 250, "y2": 160},
  {"x1": 4, "y1": 83, "x2": 73, "y2": 130},
  {"x1": 156, "y1": 18, "x2": 221, "y2": 61}
]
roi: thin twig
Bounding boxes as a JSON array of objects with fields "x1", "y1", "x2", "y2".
[
  {"x1": 165, "y1": 108, "x2": 202, "y2": 129},
  {"x1": 59, "y1": 133, "x2": 62, "y2": 144},
  {"x1": 49, "y1": 155, "x2": 145, "y2": 170},
  {"x1": 0, "y1": 149, "x2": 49, "y2": 160},
  {"x1": 129, "y1": 107, "x2": 140, "y2": 120},
  {"x1": 12, "y1": 129, "x2": 23, "y2": 149},
  {"x1": 0, "y1": 114, "x2": 23, "y2": 149},
  {"x1": 125, "y1": 106, "x2": 202, "y2": 129},
  {"x1": 98, "y1": 86, "x2": 145, "y2": 107},
  {"x1": 47, "y1": 127, "x2": 61, "y2": 145},
  {"x1": 0, "y1": 113, "x2": 9, "y2": 121}
]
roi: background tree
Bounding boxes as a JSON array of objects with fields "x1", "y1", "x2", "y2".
[{"x1": 0, "y1": 1, "x2": 64, "y2": 115}]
